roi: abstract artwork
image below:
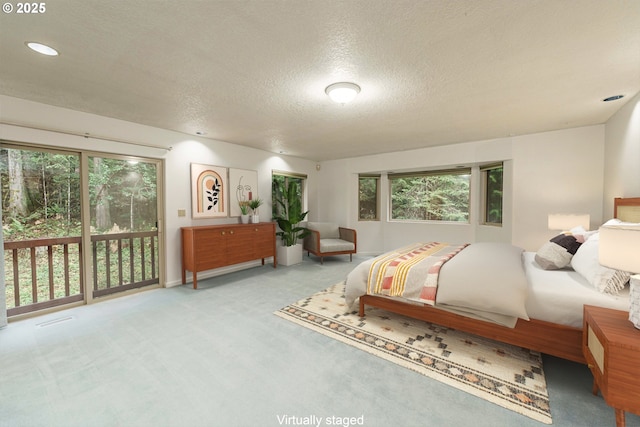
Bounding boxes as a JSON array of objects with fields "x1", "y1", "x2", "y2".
[
  {"x1": 229, "y1": 168, "x2": 258, "y2": 217},
  {"x1": 191, "y1": 163, "x2": 228, "y2": 218}
]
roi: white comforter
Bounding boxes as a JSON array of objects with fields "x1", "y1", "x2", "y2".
[
  {"x1": 523, "y1": 252, "x2": 630, "y2": 327},
  {"x1": 345, "y1": 242, "x2": 530, "y2": 328}
]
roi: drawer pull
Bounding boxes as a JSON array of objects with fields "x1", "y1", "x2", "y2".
[
  {"x1": 230, "y1": 230, "x2": 234, "y2": 235},
  {"x1": 221, "y1": 231, "x2": 225, "y2": 235}
]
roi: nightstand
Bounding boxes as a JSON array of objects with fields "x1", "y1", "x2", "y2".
[{"x1": 583, "y1": 305, "x2": 640, "y2": 427}]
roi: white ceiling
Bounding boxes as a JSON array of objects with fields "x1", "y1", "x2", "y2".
[{"x1": 1, "y1": 1, "x2": 639, "y2": 161}]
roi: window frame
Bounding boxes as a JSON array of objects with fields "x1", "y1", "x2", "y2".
[
  {"x1": 387, "y1": 168, "x2": 471, "y2": 223},
  {"x1": 480, "y1": 162, "x2": 503, "y2": 227},
  {"x1": 271, "y1": 170, "x2": 307, "y2": 219},
  {"x1": 358, "y1": 174, "x2": 381, "y2": 221}
]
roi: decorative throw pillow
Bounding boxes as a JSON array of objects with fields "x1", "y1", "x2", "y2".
[
  {"x1": 570, "y1": 234, "x2": 630, "y2": 294},
  {"x1": 535, "y1": 232, "x2": 586, "y2": 270}
]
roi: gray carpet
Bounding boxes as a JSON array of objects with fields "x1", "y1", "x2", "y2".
[{"x1": 1, "y1": 254, "x2": 638, "y2": 427}]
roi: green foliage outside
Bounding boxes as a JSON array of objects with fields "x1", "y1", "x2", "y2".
[
  {"x1": 390, "y1": 173, "x2": 470, "y2": 222},
  {"x1": 485, "y1": 167, "x2": 503, "y2": 224},
  {"x1": 358, "y1": 176, "x2": 378, "y2": 220},
  {"x1": 1, "y1": 146, "x2": 159, "y2": 311}
]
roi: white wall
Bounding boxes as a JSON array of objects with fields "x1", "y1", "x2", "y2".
[
  {"x1": 0, "y1": 95, "x2": 317, "y2": 288},
  {"x1": 603, "y1": 91, "x2": 640, "y2": 218},
  {"x1": 317, "y1": 125, "x2": 606, "y2": 253},
  {"x1": 511, "y1": 126, "x2": 604, "y2": 249}
]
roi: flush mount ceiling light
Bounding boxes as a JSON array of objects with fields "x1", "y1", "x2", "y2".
[
  {"x1": 603, "y1": 95, "x2": 624, "y2": 102},
  {"x1": 325, "y1": 82, "x2": 361, "y2": 104},
  {"x1": 25, "y1": 42, "x2": 59, "y2": 56}
]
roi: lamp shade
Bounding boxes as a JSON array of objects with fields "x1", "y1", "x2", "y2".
[
  {"x1": 548, "y1": 214, "x2": 590, "y2": 231},
  {"x1": 598, "y1": 225, "x2": 640, "y2": 272}
]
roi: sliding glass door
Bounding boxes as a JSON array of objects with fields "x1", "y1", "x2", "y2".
[
  {"x1": 1, "y1": 144, "x2": 83, "y2": 315},
  {"x1": 1, "y1": 143, "x2": 163, "y2": 317},
  {"x1": 88, "y1": 155, "x2": 160, "y2": 298}
]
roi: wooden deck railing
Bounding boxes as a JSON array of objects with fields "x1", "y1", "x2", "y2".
[{"x1": 4, "y1": 231, "x2": 159, "y2": 316}]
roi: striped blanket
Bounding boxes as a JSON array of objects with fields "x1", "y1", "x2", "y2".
[{"x1": 367, "y1": 242, "x2": 469, "y2": 305}]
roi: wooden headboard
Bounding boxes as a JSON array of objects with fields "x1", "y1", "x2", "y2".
[{"x1": 614, "y1": 197, "x2": 640, "y2": 222}]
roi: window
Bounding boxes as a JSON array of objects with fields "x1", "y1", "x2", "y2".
[
  {"x1": 389, "y1": 169, "x2": 470, "y2": 222},
  {"x1": 272, "y1": 171, "x2": 306, "y2": 219},
  {"x1": 481, "y1": 163, "x2": 503, "y2": 225},
  {"x1": 358, "y1": 174, "x2": 380, "y2": 220}
]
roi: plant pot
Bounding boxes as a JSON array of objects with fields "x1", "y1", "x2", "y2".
[
  {"x1": 277, "y1": 243, "x2": 303, "y2": 266},
  {"x1": 251, "y1": 214, "x2": 259, "y2": 223},
  {"x1": 240, "y1": 214, "x2": 250, "y2": 224}
]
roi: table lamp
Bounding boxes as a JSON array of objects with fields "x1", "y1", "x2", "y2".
[
  {"x1": 599, "y1": 225, "x2": 640, "y2": 329},
  {"x1": 548, "y1": 214, "x2": 590, "y2": 231}
]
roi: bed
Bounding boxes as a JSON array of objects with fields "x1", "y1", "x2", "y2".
[{"x1": 347, "y1": 197, "x2": 640, "y2": 364}]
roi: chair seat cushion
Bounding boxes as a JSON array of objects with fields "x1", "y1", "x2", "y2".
[{"x1": 319, "y1": 239, "x2": 355, "y2": 253}]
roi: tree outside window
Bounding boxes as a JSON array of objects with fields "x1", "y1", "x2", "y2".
[
  {"x1": 389, "y1": 169, "x2": 470, "y2": 222},
  {"x1": 482, "y1": 164, "x2": 503, "y2": 225},
  {"x1": 358, "y1": 175, "x2": 379, "y2": 221}
]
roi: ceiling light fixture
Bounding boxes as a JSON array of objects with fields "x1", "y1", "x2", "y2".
[
  {"x1": 25, "y1": 42, "x2": 59, "y2": 56},
  {"x1": 603, "y1": 95, "x2": 624, "y2": 102},
  {"x1": 325, "y1": 82, "x2": 361, "y2": 104}
]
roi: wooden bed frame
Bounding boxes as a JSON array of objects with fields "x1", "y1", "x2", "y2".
[{"x1": 359, "y1": 197, "x2": 640, "y2": 365}]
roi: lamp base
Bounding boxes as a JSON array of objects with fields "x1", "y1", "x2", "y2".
[{"x1": 630, "y1": 275, "x2": 640, "y2": 329}]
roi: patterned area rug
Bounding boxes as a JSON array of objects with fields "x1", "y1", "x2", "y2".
[{"x1": 275, "y1": 282, "x2": 552, "y2": 424}]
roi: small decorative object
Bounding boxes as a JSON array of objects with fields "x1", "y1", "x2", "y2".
[
  {"x1": 230, "y1": 168, "x2": 258, "y2": 217},
  {"x1": 191, "y1": 163, "x2": 228, "y2": 219},
  {"x1": 599, "y1": 224, "x2": 640, "y2": 329},
  {"x1": 249, "y1": 198, "x2": 263, "y2": 224},
  {"x1": 239, "y1": 201, "x2": 250, "y2": 224}
]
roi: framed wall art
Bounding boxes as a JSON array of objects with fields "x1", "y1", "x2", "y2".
[
  {"x1": 191, "y1": 163, "x2": 228, "y2": 218},
  {"x1": 229, "y1": 168, "x2": 258, "y2": 217}
]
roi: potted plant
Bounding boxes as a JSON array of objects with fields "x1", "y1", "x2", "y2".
[
  {"x1": 273, "y1": 181, "x2": 310, "y2": 266},
  {"x1": 239, "y1": 201, "x2": 250, "y2": 224},
  {"x1": 248, "y1": 198, "x2": 263, "y2": 223}
]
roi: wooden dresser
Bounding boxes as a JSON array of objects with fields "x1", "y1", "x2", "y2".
[
  {"x1": 583, "y1": 305, "x2": 640, "y2": 427},
  {"x1": 181, "y1": 222, "x2": 276, "y2": 289}
]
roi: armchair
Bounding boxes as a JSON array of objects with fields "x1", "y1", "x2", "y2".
[{"x1": 303, "y1": 222, "x2": 357, "y2": 264}]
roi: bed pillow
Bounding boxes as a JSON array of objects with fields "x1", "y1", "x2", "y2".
[
  {"x1": 535, "y1": 230, "x2": 586, "y2": 270},
  {"x1": 570, "y1": 234, "x2": 630, "y2": 294}
]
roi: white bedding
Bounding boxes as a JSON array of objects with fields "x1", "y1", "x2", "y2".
[
  {"x1": 523, "y1": 252, "x2": 630, "y2": 328},
  {"x1": 345, "y1": 245, "x2": 631, "y2": 330},
  {"x1": 346, "y1": 242, "x2": 529, "y2": 328}
]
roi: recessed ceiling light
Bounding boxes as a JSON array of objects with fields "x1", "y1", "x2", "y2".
[
  {"x1": 602, "y1": 95, "x2": 624, "y2": 102},
  {"x1": 25, "y1": 42, "x2": 59, "y2": 56}
]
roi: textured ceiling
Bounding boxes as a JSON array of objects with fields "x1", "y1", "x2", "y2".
[{"x1": 1, "y1": 0, "x2": 639, "y2": 161}]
